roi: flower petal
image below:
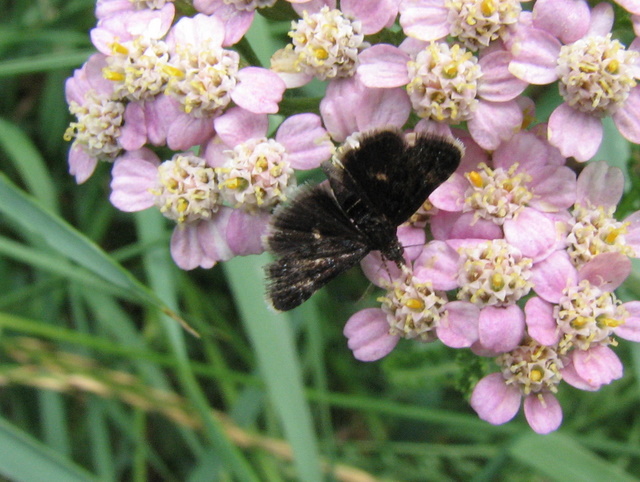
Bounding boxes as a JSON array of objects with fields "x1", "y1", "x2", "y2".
[
  {"x1": 548, "y1": 103, "x2": 603, "y2": 162},
  {"x1": 612, "y1": 87, "x2": 640, "y2": 144},
  {"x1": 437, "y1": 301, "x2": 479, "y2": 348},
  {"x1": 68, "y1": 145, "x2": 98, "y2": 185},
  {"x1": 276, "y1": 113, "x2": 334, "y2": 170},
  {"x1": 524, "y1": 296, "x2": 561, "y2": 345},
  {"x1": 233, "y1": 67, "x2": 286, "y2": 114},
  {"x1": 468, "y1": 100, "x2": 522, "y2": 150},
  {"x1": 616, "y1": 301, "x2": 640, "y2": 341},
  {"x1": 578, "y1": 252, "x2": 631, "y2": 291},
  {"x1": 413, "y1": 240, "x2": 459, "y2": 290},
  {"x1": 470, "y1": 373, "x2": 522, "y2": 425},
  {"x1": 504, "y1": 208, "x2": 556, "y2": 260},
  {"x1": 478, "y1": 305, "x2": 525, "y2": 353},
  {"x1": 214, "y1": 107, "x2": 268, "y2": 146},
  {"x1": 509, "y1": 28, "x2": 561, "y2": 84},
  {"x1": 342, "y1": 0, "x2": 397, "y2": 35},
  {"x1": 527, "y1": 165, "x2": 577, "y2": 211},
  {"x1": 570, "y1": 345, "x2": 623, "y2": 389},
  {"x1": 531, "y1": 250, "x2": 577, "y2": 303},
  {"x1": 532, "y1": 0, "x2": 590, "y2": 44},
  {"x1": 171, "y1": 223, "x2": 216, "y2": 270},
  {"x1": 398, "y1": 0, "x2": 449, "y2": 41},
  {"x1": 197, "y1": 208, "x2": 235, "y2": 262},
  {"x1": 225, "y1": 209, "x2": 269, "y2": 256},
  {"x1": 109, "y1": 149, "x2": 159, "y2": 211},
  {"x1": 343, "y1": 308, "x2": 399, "y2": 361},
  {"x1": 358, "y1": 44, "x2": 410, "y2": 88},
  {"x1": 523, "y1": 392, "x2": 563, "y2": 434},
  {"x1": 478, "y1": 50, "x2": 528, "y2": 102},
  {"x1": 576, "y1": 160, "x2": 624, "y2": 208}
]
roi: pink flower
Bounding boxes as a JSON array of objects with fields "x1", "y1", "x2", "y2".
[
  {"x1": 415, "y1": 238, "x2": 532, "y2": 353},
  {"x1": 399, "y1": 0, "x2": 526, "y2": 51},
  {"x1": 64, "y1": 54, "x2": 124, "y2": 183},
  {"x1": 612, "y1": 0, "x2": 640, "y2": 16},
  {"x1": 271, "y1": 2, "x2": 398, "y2": 88},
  {"x1": 192, "y1": 0, "x2": 261, "y2": 46},
  {"x1": 109, "y1": 147, "x2": 269, "y2": 269},
  {"x1": 471, "y1": 366, "x2": 563, "y2": 434},
  {"x1": 525, "y1": 250, "x2": 636, "y2": 391},
  {"x1": 357, "y1": 40, "x2": 527, "y2": 149},
  {"x1": 346, "y1": 248, "x2": 480, "y2": 360},
  {"x1": 159, "y1": 14, "x2": 286, "y2": 150},
  {"x1": 509, "y1": 2, "x2": 640, "y2": 160},
  {"x1": 343, "y1": 295, "x2": 480, "y2": 361},
  {"x1": 204, "y1": 107, "x2": 334, "y2": 210},
  {"x1": 567, "y1": 160, "x2": 640, "y2": 267},
  {"x1": 430, "y1": 131, "x2": 576, "y2": 259},
  {"x1": 290, "y1": 0, "x2": 398, "y2": 34},
  {"x1": 207, "y1": 107, "x2": 333, "y2": 170},
  {"x1": 95, "y1": 0, "x2": 175, "y2": 20}
]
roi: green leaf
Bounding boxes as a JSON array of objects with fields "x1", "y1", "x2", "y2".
[
  {"x1": 0, "y1": 51, "x2": 94, "y2": 77},
  {"x1": 509, "y1": 432, "x2": 639, "y2": 482},
  {"x1": 224, "y1": 253, "x2": 323, "y2": 482},
  {"x1": 0, "y1": 118, "x2": 58, "y2": 212},
  {"x1": 0, "y1": 172, "x2": 179, "y2": 318},
  {"x1": 0, "y1": 416, "x2": 97, "y2": 482}
]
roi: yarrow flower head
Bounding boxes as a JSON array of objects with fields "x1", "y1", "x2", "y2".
[
  {"x1": 462, "y1": 162, "x2": 533, "y2": 225},
  {"x1": 205, "y1": 107, "x2": 334, "y2": 209},
  {"x1": 429, "y1": 131, "x2": 576, "y2": 260},
  {"x1": 152, "y1": 153, "x2": 219, "y2": 224},
  {"x1": 455, "y1": 239, "x2": 533, "y2": 307},
  {"x1": 271, "y1": 0, "x2": 398, "y2": 88},
  {"x1": 96, "y1": 0, "x2": 175, "y2": 15},
  {"x1": 565, "y1": 161, "x2": 640, "y2": 268},
  {"x1": 444, "y1": 0, "x2": 523, "y2": 50},
  {"x1": 102, "y1": 36, "x2": 171, "y2": 102},
  {"x1": 165, "y1": 22, "x2": 241, "y2": 118},
  {"x1": 64, "y1": 54, "x2": 125, "y2": 183},
  {"x1": 407, "y1": 43, "x2": 482, "y2": 123},
  {"x1": 555, "y1": 279, "x2": 627, "y2": 353},
  {"x1": 271, "y1": 6, "x2": 366, "y2": 87},
  {"x1": 357, "y1": 40, "x2": 527, "y2": 149},
  {"x1": 289, "y1": 6, "x2": 365, "y2": 80},
  {"x1": 471, "y1": 338, "x2": 565, "y2": 434},
  {"x1": 399, "y1": 0, "x2": 524, "y2": 51},
  {"x1": 217, "y1": 138, "x2": 295, "y2": 210},
  {"x1": 379, "y1": 270, "x2": 448, "y2": 342},
  {"x1": 556, "y1": 34, "x2": 639, "y2": 117},
  {"x1": 109, "y1": 147, "x2": 270, "y2": 270},
  {"x1": 509, "y1": 2, "x2": 640, "y2": 160}
]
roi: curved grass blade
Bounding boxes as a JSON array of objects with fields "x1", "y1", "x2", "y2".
[
  {"x1": 0, "y1": 416, "x2": 97, "y2": 482},
  {"x1": 224, "y1": 253, "x2": 323, "y2": 482},
  {"x1": 0, "y1": 118, "x2": 58, "y2": 212},
  {"x1": 509, "y1": 432, "x2": 639, "y2": 482},
  {"x1": 0, "y1": 172, "x2": 191, "y2": 332}
]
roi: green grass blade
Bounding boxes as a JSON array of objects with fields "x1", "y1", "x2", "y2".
[
  {"x1": 224, "y1": 253, "x2": 323, "y2": 482},
  {"x1": 134, "y1": 210, "x2": 260, "y2": 482},
  {"x1": 0, "y1": 416, "x2": 97, "y2": 482},
  {"x1": 0, "y1": 118, "x2": 58, "y2": 212},
  {"x1": 0, "y1": 172, "x2": 173, "y2": 313},
  {"x1": 509, "y1": 432, "x2": 639, "y2": 482},
  {"x1": 0, "y1": 51, "x2": 94, "y2": 77}
]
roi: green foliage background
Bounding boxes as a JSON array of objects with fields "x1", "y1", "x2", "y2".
[{"x1": 0, "y1": 1, "x2": 640, "y2": 480}]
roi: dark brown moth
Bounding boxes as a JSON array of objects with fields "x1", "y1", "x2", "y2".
[{"x1": 264, "y1": 128, "x2": 464, "y2": 311}]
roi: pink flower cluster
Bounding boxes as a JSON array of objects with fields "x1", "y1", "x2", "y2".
[{"x1": 65, "y1": 0, "x2": 640, "y2": 434}]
